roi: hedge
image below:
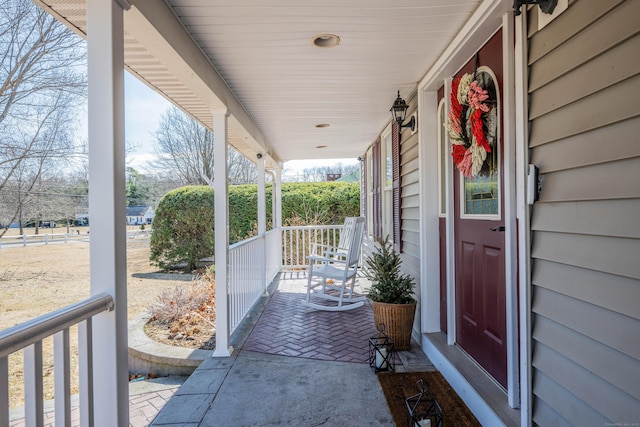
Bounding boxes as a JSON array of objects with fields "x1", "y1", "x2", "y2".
[
  {"x1": 150, "y1": 186, "x2": 216, "y2": 271},
  {"x1": 150, "y1": 182, "x2": 360, "y2": 270}
]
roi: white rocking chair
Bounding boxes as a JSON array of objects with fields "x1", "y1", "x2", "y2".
[{"x1": 302, "y1": 216, "x2": 366, "y2": 311}]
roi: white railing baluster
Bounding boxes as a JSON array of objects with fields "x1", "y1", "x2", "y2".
[
  {"x1": 24, "y1": 341, "x2": 44, "y2": 427},
  {"x1": 288, "y1": 229, "x2": 293, "y2": 267},
  {"x1": 1, "y1": 356, "x2": 8, "y2": 427},
  {"x1": 78, "y1": 318, "x2": 94, "y2": 427},
  {"x1": 54, "y1": 329, "x2": 71, "y2": 427}
]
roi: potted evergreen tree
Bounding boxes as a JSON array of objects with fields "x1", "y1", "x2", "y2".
[{"x1": 365, "y1": 236, "x2": 416, "y2": 350}]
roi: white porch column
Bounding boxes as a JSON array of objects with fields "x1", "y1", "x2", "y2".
[
  {"x1": 273, "y1": 168, "x2": 282, "y2": 230},
  {"x1": 87, "y1": 0, "x2": 130, "y2": 426},
  {"x1": 257, "y1": 156, "x2": 266, "y2": 235},
  {"x1": 273, "y1": 168, "x2": 283, "y2": 270},
  {"x1": 256, "y1": 156, "x2": 268, "y2": 294},
  {"x1": 417, "y1": 88, "x2": 441, "y2": 336},
  {"x1": 213, "y1": 109, "x2": 233, "y2": 357}
]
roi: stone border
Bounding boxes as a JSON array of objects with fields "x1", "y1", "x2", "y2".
[{"x1": 128, "y1": 314, "x2": 211, "y2": 377}]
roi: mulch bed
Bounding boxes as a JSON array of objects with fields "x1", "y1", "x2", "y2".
[{"x1": 377, "y1": 371, "x2": 481, "y2": 426}]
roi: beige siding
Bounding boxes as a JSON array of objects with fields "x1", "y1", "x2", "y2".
[
  {"x1": 528, "y1": 1, "x2": 640, "y2": 425},
  {"x1": 399, "y1": 95, "x2": 420, "y2": 279},
  {"x1": 530, "y1": 118, "x2": 640, "y2": 172}
]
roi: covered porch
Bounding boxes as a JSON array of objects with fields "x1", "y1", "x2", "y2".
[{"x1": 3, "y1": 0, "x2": 511, "y2": 423}]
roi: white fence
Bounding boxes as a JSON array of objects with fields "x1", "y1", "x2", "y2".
[
  {"x1": 0, "y1": 294, "x2": 114, "y2": 427},
  {"x1": 281, "y1": 225, "x2": 343, "y2": 270},
  {"x1": 228, "y1": 235, "x2": 267, "y2": 334},
  {"x1": 0, "y1": 231, "x2": 150, "y2": 248},
  {"x1": 0, "y1": 233, "x2": 86, "y2": 248}
]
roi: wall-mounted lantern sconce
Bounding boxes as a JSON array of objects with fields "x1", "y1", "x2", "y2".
[
  {"x1": 390, "y1": 91, "x2": 415, "y2": 132},
  {"x1": 513, "y1": 0, "x2": 557, "y2": 16}
]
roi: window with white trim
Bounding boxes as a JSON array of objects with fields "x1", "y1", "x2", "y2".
[
  {"x1": 366, "y1": 147, "x2": 374, "y2": 235},
  {"x1": 382, "y1": 125, "x2": 393, "y2": 242}
]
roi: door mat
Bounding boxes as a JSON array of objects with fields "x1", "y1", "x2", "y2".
[{"x1": 377, "y1": 371, "x2": 481, "y2": 426}]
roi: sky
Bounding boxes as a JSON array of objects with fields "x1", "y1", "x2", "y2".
[
  {"x1": 124, "y1": 73, "x2": 172, "y2": 173},
  {"x1": 123, "y1": 72, "x2": 357, "y2": 176}
]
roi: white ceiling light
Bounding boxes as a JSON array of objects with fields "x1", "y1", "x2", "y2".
[{"x1": 312, "y1": 34, "x2": 340, "y2": 48}]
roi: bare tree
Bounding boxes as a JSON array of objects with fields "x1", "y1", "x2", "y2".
[
  {"x1": 228, "y1": 148, "x2": 257, "y2": 185},
  {"x1": 0, "y1": 0, "x2": 86, "y2": 236},
  {"x1": 153, "y1": 106, "x2": 256, "y2": 186},
  {"x1": 153, "y1": 106, "x2": 214, "y2": 185}
]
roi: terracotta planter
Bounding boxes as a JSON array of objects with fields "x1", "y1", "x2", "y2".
[{"x1": 371, "y1": 301, "x2": 416, "y2": 350}]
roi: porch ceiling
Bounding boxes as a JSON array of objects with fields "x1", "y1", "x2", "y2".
[{"x1": 36, "y1": 0, "x2": 482, "y2": 166}]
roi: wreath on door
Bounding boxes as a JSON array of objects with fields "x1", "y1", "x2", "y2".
[{"x1": 446, "y1": 70, "x2": 497, "y2": 178}]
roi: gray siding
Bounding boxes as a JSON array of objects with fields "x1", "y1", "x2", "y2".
[
  {"x1": 399, "y1": 93, "x2": 420, "y2": 281},
  {"x1": 527, "y1": 0, "x2": 640, "y2": 425}
]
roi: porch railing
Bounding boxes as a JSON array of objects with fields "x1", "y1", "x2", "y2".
[
  {"x1": 0, "y1": 293, "x2": 114, "y2": 427},
  {"x1": 280, "y1": 225, "x2": 343, "y2": 271},
  {"x1": 228, "y1": 230, "x2": 281, "y2": 334}
]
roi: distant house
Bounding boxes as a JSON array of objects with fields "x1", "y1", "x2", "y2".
[
  {"x1": 335, "y1": 169, "x2": 360, "y2": 183},
  {"x1": 125, "y1": 206, "x2": 154, "y2": 225},
  {"x1": 75, "y1": 214, "x2": 89, "y2": 226}
]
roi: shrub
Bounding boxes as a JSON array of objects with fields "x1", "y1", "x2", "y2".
[
  {"x1": 145, "y1": 266, "x2": 216, "y2": 342},
  {"x1": 150, "y1": 186, "x2": 215, "y2": 271},
  {"x1": 281, "y1": 182, "x2": 360, "y2": 225},
  {"x1": 227, "y1": 181, "x2": 360, "y2": 237},
  {"x1": 150, "y1": 182, "x2": 360, "y2": 270}
]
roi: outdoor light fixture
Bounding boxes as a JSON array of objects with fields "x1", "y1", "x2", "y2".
[
  {"x1": 390, "y1": 91, "x2": 415, "y2": 132},
  {"x1": 513, "y1": 0, "x2": 558, "y2": 16},
  {"x1": 368, "y1": 323, "x2": 395, "y2": 373}
]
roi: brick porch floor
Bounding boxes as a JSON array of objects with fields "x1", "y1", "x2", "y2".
[{"x1": 243, "y1": 274, "x2": 377, "y2": 363}]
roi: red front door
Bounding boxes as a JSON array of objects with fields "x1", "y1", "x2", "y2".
[{"x1": 452, "y1": 30, "x2": 507, "y2": 389}]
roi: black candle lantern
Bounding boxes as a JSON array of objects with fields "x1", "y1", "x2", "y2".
[
  {"x1": 368, "y1": 323, "x2": 395, "y2": 373},
  {"x1": 405, "y1": 379, "x2": 443, "y2": 427}
]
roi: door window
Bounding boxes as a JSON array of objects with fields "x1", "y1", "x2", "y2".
[{"x1": 459, "y1": 67, "x2": 500, "y2": 219}]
